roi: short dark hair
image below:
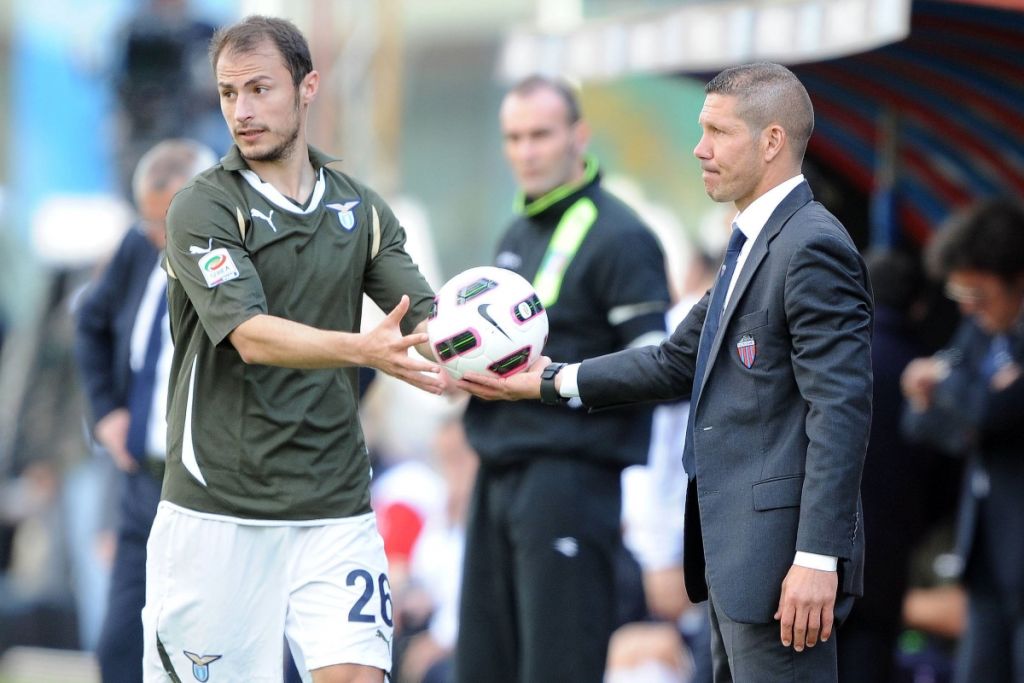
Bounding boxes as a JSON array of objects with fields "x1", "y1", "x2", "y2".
[
  {"x1": 926, "y1": 197, "x2": 1024, "y2": 283},
  {"x1": 209, "y1": 15, "x2": 312, "y2": 87},
  {"x1": 706, "y1": 62, "x2": 814, "y2": 161},
  {"x1": 506, "y1": 75, "x2": 582, "y2": 125}
]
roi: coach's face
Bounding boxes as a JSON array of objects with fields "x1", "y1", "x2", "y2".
[
  {"x1": 694, "y1": 93, "x2": 766, "y2": 212},
  {"x1": 137, "y1": 185, "x2": 177, "y2": 250},
  {"x1": 500, "y1": 87, "x2": 588, "y2": 198},
  {"x1": 216, "y1": 40, "x2": 319, "y2": 165}
]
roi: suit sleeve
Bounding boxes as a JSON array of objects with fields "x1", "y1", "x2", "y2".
[
  {"x1": 165, "y1": 183, "x2": 267, "y2": 346},
  {"x1": 785, "y1": 231, "x2": 873, "y2": 559},
  {"x1": 74, "y1": 234, "x2": 135, "y2": 427},
  {"x1": 578, "y1": 292, "x2": 708, "y2": 409}
]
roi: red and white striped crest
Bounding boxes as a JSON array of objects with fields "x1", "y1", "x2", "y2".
[{"x1": 737, "y1": 334, "x2": 757, "y2": 369}]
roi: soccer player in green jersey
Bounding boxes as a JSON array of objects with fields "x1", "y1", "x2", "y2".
[{"x1": 142, "y1": 15, "x2": 443, "y2": 683}]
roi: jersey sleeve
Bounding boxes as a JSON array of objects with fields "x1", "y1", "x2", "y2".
[
  {"x1": 594, "y1": 222, "x2": 670, "y2": 347},
  {"x1": 359, "y1": 188, "x2": 435, "y2": 334},
  {"x1": 165, "y1": 182, "x2": 268, "y2": 346}
]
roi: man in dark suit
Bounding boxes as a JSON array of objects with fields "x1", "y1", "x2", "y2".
[
  {"x1": 837, "y1": 249, "x2": 957, "y2": 683},
  {"x1": 901, "y1": 198, "x2": 1024, "y2": 683},
  {"x1": 75, "y1": 139, "x2": 215, "y2": 683},
  {"x1": 461, "y1": 62, "x2": 873, "y2": 681}
]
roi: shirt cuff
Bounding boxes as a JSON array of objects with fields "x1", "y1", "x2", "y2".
[
  {"x1": 558, "y1": 363, "x2": 582, "y2": 399},
  {"x1": 793, "y1": 551, "x2": 838, "y2": 572}
]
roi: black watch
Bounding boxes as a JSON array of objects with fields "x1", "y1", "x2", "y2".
[{"x1": 540, "y1": 363, "x2": 568, "y2": 405}]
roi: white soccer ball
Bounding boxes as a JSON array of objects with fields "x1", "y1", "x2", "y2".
[{"x1": 427, "y1": 266, "x2": 549, "y2": 380}]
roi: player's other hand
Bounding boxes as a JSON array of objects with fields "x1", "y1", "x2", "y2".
[
  {"x1": 95, "y1": 408, "x2": 138, "y2": 473},
  {"x1": 457, "y1": 356, "x2": 550, "y2": 401},
  {"x1": 365, "y1": 295, "x2": 444, "y2": 395}
]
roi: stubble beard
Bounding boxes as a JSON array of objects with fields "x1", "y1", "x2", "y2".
[
  {"x1": 241, "y1": 95, "x2": 303, "y2": 164},
  {"x1": 242, "y1": 121, "x2": 300, "y2": 163}
]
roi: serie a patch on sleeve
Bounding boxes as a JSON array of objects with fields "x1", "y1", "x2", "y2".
[{"x1": 197, "y1": 248, "x2": 240, "y2": 288}]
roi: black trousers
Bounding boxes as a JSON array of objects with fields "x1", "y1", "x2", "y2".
[
  {"x1": 454, "y1": 457, "x2": 622, "y2": 683},
  {"x1": 96, "y1": 469, "x2": 161, "y2": 683},
  {"x1": 708, "y1": 583, "x2": 853, "y2": 683}
]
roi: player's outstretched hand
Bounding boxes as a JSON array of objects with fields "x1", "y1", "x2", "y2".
[
  {"x1": 364, "y1": 295, "x2": 444, "y2": 395},
  {"x1": 457, "y1": 356, "x2": 551, "y2": 401}
]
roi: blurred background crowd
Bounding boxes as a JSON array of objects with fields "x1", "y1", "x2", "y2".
[{"x1": 0, "y1": 0, "x2": 1022, "y2": 681}]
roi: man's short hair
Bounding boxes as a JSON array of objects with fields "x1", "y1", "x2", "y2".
[
  {"x1": 506, "y1": 75, "x2": 582, "y2": 125},
  {"x1": 209, "y1": 15, "x2": 313, "y2": 87},
  {"x1": 133, "y1": 139, "x2": 217, "y2": 202},
  {"x1": 926, "y1": 197, "x2": 1024, "y2": 283},
  {"x1": 706, "y1": 62, "x2": 814, "y2": 161}
]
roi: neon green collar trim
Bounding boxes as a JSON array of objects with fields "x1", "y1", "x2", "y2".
[{"x1": 516, "y1": 156, "x2": 599, "y2": 217}]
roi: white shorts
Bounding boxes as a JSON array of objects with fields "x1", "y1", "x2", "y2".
[{"x1": 142, "y1": 502, "x2": 393, "y2": 683}]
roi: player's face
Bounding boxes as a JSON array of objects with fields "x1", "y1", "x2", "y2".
[
  {"x1": 216, "y1": 41, "x2": 318, "y2": 165},
  {"x1": 500, "y1": 88, "x2": 586, "y2": 197},
  {"x1": 694, "y1": 93, "x2": 766, "y2": 211},
  {"x1": 946, "y1": 269, "x2": 1024, "y2": 334}
]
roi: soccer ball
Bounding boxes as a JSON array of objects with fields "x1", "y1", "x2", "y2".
[{"x1": 427, "y1": 266, "x2": 548, "y2": 380}]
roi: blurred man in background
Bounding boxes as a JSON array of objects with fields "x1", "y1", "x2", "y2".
[
  {"x1": 901, "y1": 197, "x2": 1024, "y2": 683},
  {"x1": 455, "y1": 75, "x2": 671, "y2": 683},
  {"x1": 837, "y1": 248, "x2": 960, "y2": 682},
  {"x1": 75, "y1": 138, "x2": 216, "y2": 683}
]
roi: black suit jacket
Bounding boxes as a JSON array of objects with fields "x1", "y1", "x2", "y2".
[
  {"x1": 577, "y1": 182, "x2": 873, "y2": 623},
  {"x1": 904, "y1": 320, "x2": 1024, "y2": 607},
  {"x1": 75, "y1": 227, "x2": 160, "y2": 429}
]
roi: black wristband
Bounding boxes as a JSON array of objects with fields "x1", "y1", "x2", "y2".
[{"x1": 540, "y1": 362, "x2": 568, "y2": 405}]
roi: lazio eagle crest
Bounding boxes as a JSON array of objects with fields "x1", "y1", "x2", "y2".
[
  {"x1": 327, "y1": 200, "x2": 360, "y2": 231},
  {"x1": 184, "y1": 651, "x2": 222, "y2": 682}
]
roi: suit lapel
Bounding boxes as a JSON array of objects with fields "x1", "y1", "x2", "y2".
[{"x1": 695, "y1": 182, "x2": 814, "y2": 399}]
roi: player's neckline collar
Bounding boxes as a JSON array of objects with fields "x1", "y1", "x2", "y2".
[{"x1": 239, "y1": 167, "x2": 327, "y2": 215}]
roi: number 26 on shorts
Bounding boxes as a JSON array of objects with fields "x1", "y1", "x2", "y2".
[{"x1": 346, "y1": 569, "x2": 393, "y2": 627}]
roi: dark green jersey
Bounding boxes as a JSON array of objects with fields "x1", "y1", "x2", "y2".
[{"x1": 162, "y1": 145, "x2": 434, "y2": 521}]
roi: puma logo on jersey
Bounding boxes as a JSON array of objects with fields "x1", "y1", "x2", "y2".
[
  {"x1": 375, "y1": 629, "x2": 392, "y2": 657},
  {"x1": 250, "y1": 207, "x2": 277, "y2": 232},
  {"x1": 189, "y1": 238, "x2": 214, "y2": 255},
  {"x1": 326, "y1": 201, "x2": 360, "y2": 231}
]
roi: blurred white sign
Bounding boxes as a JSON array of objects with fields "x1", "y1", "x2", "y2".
[
  {"x1": 499, "y1": 0, "x2": 912, "y2": 81},
  {"x1": 31, "y1": 194, "x2": 133, "y2": 268}
]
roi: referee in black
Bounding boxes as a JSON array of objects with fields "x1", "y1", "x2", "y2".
[{"x1": 455, "y1": 76, "x2": 672, "y2": 683}]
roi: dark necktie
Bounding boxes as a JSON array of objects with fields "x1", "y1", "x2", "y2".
[
  {"x1": 126, "y1": 287, "x2": 167, "y2": 463},
  {"x1": 682, "y1": 226, "x2": 748, "y2": 477}
]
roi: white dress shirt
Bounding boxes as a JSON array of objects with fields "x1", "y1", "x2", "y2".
[{"x1": 128, "y1": 263, "x2": 171, "y2": 460}]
